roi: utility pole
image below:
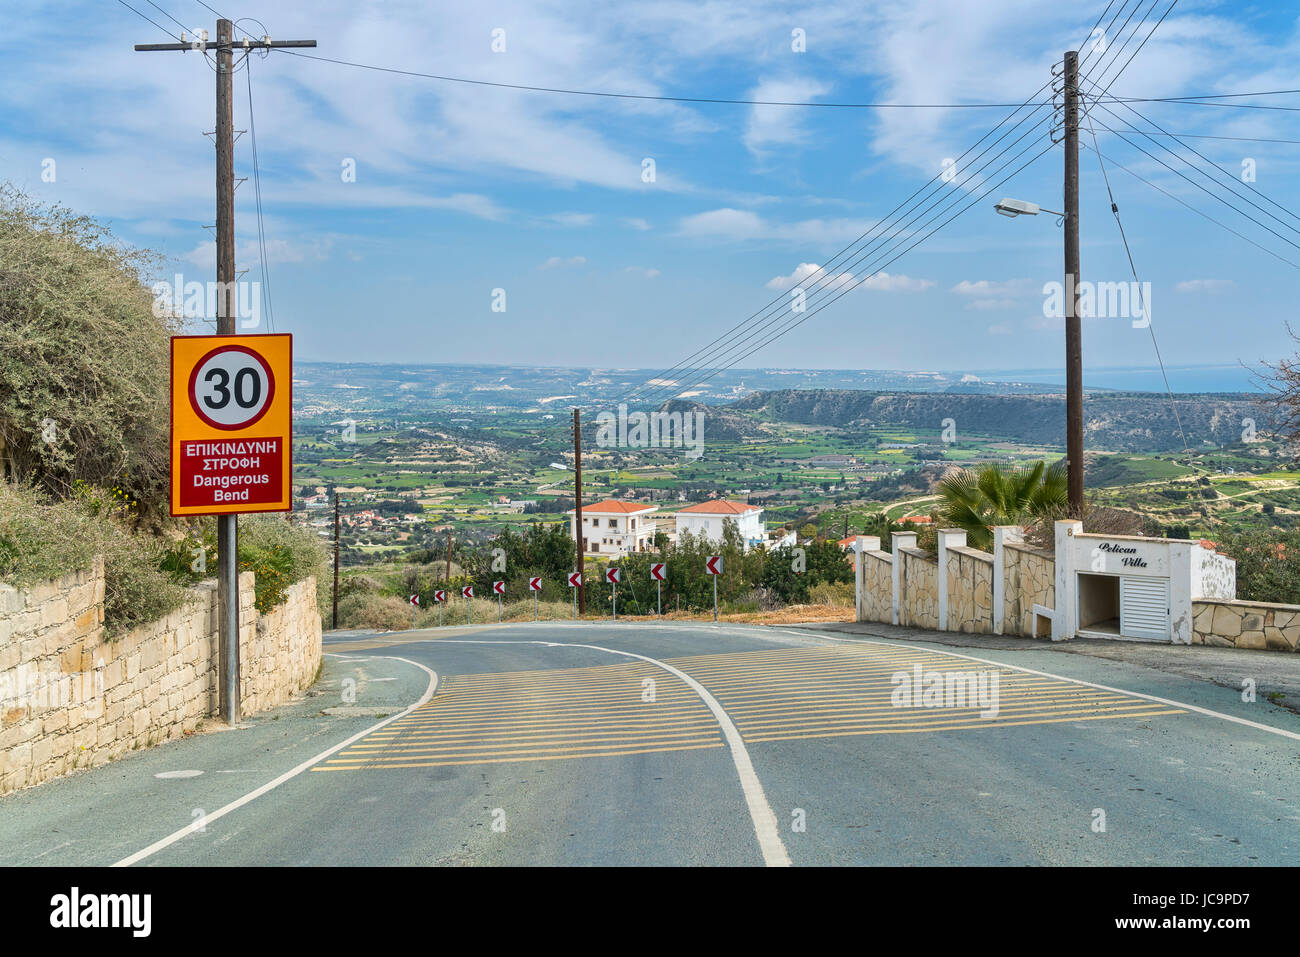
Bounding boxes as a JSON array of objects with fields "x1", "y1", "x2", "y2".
[
  {"x1": 332, "y1": 493, "x2": 340, "y2": 629},
  {"x1": 573, "y1": 408, "x2": 585, "y2": 616},
  {"x1": 1063, "y1": 49, "x2": 1084, "y2": 518},
  {"x1": 135, "y1": 22, "x2": 316, "y2": 725}
]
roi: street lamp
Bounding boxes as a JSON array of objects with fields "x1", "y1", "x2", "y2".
[{"x1": 993, "y1": 197, "x2": 1065, "y2": 220}]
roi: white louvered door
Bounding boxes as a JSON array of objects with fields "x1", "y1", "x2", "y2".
[{"x1": 1120, "y1": 577, "x2": 1170, "y2": 642}]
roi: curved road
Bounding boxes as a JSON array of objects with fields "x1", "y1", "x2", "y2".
[{"x1": 2, "y1": 621, "x2": 1298, "y2": 866}]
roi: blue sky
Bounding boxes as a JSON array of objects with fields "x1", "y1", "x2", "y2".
[{"x1": 4, "y1": 0, "x2": 1300, "y2": 382}]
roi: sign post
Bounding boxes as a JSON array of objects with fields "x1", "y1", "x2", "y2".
[
  {"x1": 493, "y1": 580, "x2": 505, "y2": 621},
  {"x1": 529, "y1": 577, "x2": 542, "y2": 621},
  {"x1": 409, "y1": 593, "x2": 419, "y2": 629},
  {"x1": 462, "y1": 584, "x2": 474, "y2": 625},
  {"x1": 568, "y1": 572, "x2": 581, "y2": 619},
  {"x1": 706, "y1": 555, "x2": 723, "y2": 622},
  {"x1": 170, "y1": 333, "x2": 292, "y2": 725},
  {"x1": 606, "y1": 567, "x2": 621, "y2": 621},
  {"x1": 651, "y1": 563, "x2": 666, "y2": 619},
  {"x1": 434, "y1": 589, "x2": 446, "y2": 627}
]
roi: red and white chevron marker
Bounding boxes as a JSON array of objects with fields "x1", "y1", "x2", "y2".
[
  {"x1": 434, "y1": 590, "x2": 446, "y2": 603},
  {"x1": 606, "y1": 567, "x2": 621, "y2": 584},
  {"x1": 706, "y1": 555, "x2": 723, "y2": 576},
  {"x1": 567, "y1": 572, "x2": 582, "y2": 587},
  {"x1": 493, "y1": 581, "x2": 505, "y2": 595},
  {"x1": 408, "y1": 594, "x2": 420, "y2": 606},
  {"x1": 461, "y1": 585, "x2": 474, "y2": 599},
  {"x1": 529, "y1": 577, "x2": 542, "y2": 592},
  {"x1": 650, "y1": 563, "x2": 666, "y2": 581}
]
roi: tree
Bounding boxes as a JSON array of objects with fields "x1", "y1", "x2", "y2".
[
  {"x1": 1258, "y1": 323, "x2": 1300, "y2": 442},
  {"x1": 0, "y1": 186, "x2": 180, "y2": 522},
  {"x1": 934, "y1": 460, "x2": 1068, "y2": 550}
]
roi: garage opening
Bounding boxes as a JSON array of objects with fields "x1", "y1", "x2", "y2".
[{"x1": 1076, "y1": 573, "x2": 1120, "y2": 635}]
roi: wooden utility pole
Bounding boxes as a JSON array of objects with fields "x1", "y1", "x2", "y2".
[
  {"x1": 573, "y1": 408, "x2": 585, "y2": 616},
  {"x1": 332, "y1": 493, "x2": 340, "y2": 629},
  {"x1": 1063, "y1": 49, "x2": 1084, "y2": 518},
  {"x1": 134, "y1": 22, "x2": 316, "y2": 725}
]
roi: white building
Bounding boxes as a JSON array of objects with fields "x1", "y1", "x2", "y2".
[
  {"x1": 674, "y1": 501, "x2": 765, "y2": 550},
  {"x1": 568, "y1": 500, "x2": 658, "y2": 559}
]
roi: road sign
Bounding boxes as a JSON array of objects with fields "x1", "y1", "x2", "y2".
[
  {"x1": 650, "y1": 563, "x2": 666, "y2": 581},
  {"x1": 493, "y1": 581, "x2": 505, "y2": 595},
  {"x1": 529, "y1": 577, "x2": 542, "y2": 592},
  {"x1": 567, "y1": 572, "x2": 582, "y2": 587},
  {"x1": 606, "y1": 567, "x2": 621, "y2": 584},
  {"x1": 409, "y1": 594, "x2": 420, "y2": 606},
  {"x1": 170, "y1": 334, "x2": 292, "y2": 516},
  {"x1": 651, "y1": 563, "x2": 665, "y2": 618},
  {"x1": 706, "y1": 556, "x2": 723, "y2": 576},
  {"x1": 434, "y1": 590, "x2": 446, "y2": 603},
  {"x1": 462, "y1": 585, "x2": 474, "y2": 599}
]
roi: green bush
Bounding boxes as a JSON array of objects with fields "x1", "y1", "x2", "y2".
[{"x1": 1219, "y1": 530, "x2": 1300, "y2": 605}]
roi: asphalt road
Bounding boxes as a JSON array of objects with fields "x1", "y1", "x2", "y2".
[{"x1": 2, "y1": 621, "x2": 1299, "y2": 866}]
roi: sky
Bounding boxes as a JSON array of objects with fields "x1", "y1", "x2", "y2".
[{"x1": 4, "y1": 0, "x2": 1300, "y2": 385}]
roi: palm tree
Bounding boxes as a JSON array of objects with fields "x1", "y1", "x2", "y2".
[{"x1": 934, "y1": 460, "x2": 1068, "y2": 550}]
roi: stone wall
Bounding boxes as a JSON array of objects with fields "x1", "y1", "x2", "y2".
[
  {"x1": 0, "y1": 561, "x2": 321, "y2": 795},
  {"x1": 945, "y1": 547, "x2": 995, "y2": 634},
  {"x1": 858, "y1": 549, "x2": 893, "y2": 623},
  {"x1": 1002, "y1": 544, "x2": 1055, "y2": 637},
  {"x1": 899, "y1": 549, "x2": 939, "y2": 630},
  {"x1": 1192, "y1": 600, "x2": 1300, "y2": 653}
]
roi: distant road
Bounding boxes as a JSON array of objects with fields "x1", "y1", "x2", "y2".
[{"x1": 2, "y1": 622, "x2": 1298, "y2": 866}]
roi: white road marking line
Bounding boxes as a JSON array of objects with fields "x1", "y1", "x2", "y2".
[
  {"x1": 427, "y1": 638, "x2": 791, "y2": 867},
  {"x1": 113, "y1": 655, "x2": 437, "y2": 867},
  {"x1": 778, "y1": 628, "x2": 1300, "y2": 743}
]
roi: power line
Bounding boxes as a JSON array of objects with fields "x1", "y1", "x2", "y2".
[
  {"x1": 1078, "y1": 139, "x2": 1300, "y2": 270},
  {"x1": 271, "y1": 49, "x2": 1060, "y2": 109},
  {"x1": 245, "y1": 57, "x2": 276, "y2": 333},
  {"x1": 114, "y1": 0, "x2": 181, "y2": 40},
  {"x1": 624, "y1": 0, "x2": 1157, "y2": 407},
  {"x1": 1081, "y1": 96, "x2": 1192, "y2": 457}
]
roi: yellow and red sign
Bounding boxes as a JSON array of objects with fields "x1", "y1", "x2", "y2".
[{"x1": 170, "y1": 334, "x2": 293, "y2": 516}]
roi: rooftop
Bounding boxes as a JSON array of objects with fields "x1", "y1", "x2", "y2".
[{"x1": 677, "y1": 500, "x2": 761, "y2": 515}]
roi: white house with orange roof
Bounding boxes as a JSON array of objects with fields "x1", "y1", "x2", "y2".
[
  {"x1": 674, "y1": 500, "x2": 765, "y2": 551},
  {"x1": 567, "y1": 500, "x2": 658, "y2": 558}
]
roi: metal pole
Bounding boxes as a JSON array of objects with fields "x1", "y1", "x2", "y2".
[
  {"x1": 467, "y1": 595, "x2": 471, "y2": 625},
  {"x1": 215, "y1": 18, "x2": 239, "y2": 726},
  {"x1": 497, "y1": 593, "x2": 502, "y2": 622},
  {"x1": 612, "y1": 580, "x2": 617, "y2": 622},
  {"x1": 573, "y1": 586, "x2": 577, "y2": 620},
  {"x1": 573, "y1": 409, "x2": 585, "y2": 615},
  {"x1": 438, "y1": 602, "x2": 442, "y2": 627},
  {"x1": 331, "y1": 493, "x2": 340, "y2": 630},
  {"x1": 534, "y1": 591, "x2": 538, "y2": 622},
  {"x1": 713, "y1": 575, "x2": 718, "y2": 622},
  {"x1": 1063, "y1": 49, "x2": 1085, "y2": 519},
  {"x1": 657, "y1": 580, "x2": 661, "y2": 619}
]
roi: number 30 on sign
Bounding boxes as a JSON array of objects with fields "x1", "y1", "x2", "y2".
[{"x1": 170, "y1": 334, "x2": 293, "y2": 516}]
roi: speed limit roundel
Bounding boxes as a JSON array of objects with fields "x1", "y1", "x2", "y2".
[{"x1": 187, "y1": 344, "x2": 276, "y2": 430}]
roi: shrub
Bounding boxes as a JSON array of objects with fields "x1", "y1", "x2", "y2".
[{"x1": 1218, "y1": 530, "x2": 1300, "y2": 605}]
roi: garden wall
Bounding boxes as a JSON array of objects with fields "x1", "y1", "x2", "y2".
[{"x1": 0, "y1": 558, "x2": 321, "y2": 795}]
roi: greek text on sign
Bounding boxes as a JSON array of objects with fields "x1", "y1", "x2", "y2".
[{"x1": 170, "y1": 335, "x2": 292, "y2": 516}]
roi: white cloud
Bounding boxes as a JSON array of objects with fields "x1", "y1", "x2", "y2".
[
  {"x1": 744, "y1": 77, "x2": 831, "y2": 155},
  {"x1": 623, "y1": 218, "x2": 651, "y2": 231},
  {"x1": 625, "y1": 266, "x2": 661, "y2": 278},
  {"x1": 987, "y1": 323, "x2": 1011, "y2": 335},
  {"x1": 550, "y1": 212, "x2": 595, "y2": 227},
  {"x1": 951, "y1": 279, "x2": 1034, "y2": 297},
  {"x1": 1175, "y1": 279, "x2": 1235, "y2": 293},
  {"x1": 859, "y1": 271, "x2": 933, "y2": 292},
  {"x1": 542, "y1": 255, "x2": 587, "y2": 268},
  {"x1": 678, "y1": 208, "x2": 875, "y2": 243},
  {"x1": 766, "y1": 262, "x2": 853, "y2": 291}
]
